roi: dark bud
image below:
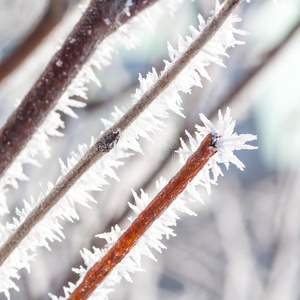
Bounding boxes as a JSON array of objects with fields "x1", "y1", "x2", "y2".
[{"x1": 97, "y1": 129, "x2": 120, "y2": 152}]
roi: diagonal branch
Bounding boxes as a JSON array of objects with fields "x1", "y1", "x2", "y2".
[
  {"x1": 0, "y1": 0, "x2": 242, "y2": 268},
  {"x1": 0, "y1": 0, "x2": 160, "y2": 178},
  {"x1": 68, "y1": 133, "x2": 217, "y2": 300}
]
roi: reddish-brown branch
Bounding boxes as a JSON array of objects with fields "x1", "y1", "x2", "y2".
[
  {"x1": 0, "y1": 0, "x2": 242, "y2": 269},
  {"x1": 123, "y1": 16, "x2": 300, "y2": 209},
  {"x1": 0, "y1": 0, "x2": 159, "y2": 178},
  {"x1": 68, "y1": 133, "x2": 217, "y2": 300},
  {"x1": 0, "y1": 0, "x2": 73, "y2": 82},
  {"x1": 215, "y1": 17, "x2": 300, "y2": 115}
]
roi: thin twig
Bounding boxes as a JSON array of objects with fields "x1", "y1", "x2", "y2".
[
  {"x1": 125, "y1": 15, "x2": 300, "y2": 205},
  {"x1": 84, "y1": 60, "x2": 165, "y2": 111},
  {"x1": 68, "y1": 133, "x2": 217, "y2": 300},
  {"x1": 0, "y1": 0, "x2": 242, "y2": 267},
  {"x1": 0, "y1": 0, "x2": 160, "y2": 178},
  {"x1": 0, "y1": 0, "x2": 74, "y2": 82}
]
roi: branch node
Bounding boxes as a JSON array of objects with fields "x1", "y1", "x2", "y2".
[{"x1": 97, "y1": 129, "x2": 121, "y2": 152}]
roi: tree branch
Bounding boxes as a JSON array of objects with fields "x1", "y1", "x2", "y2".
[
  {"x1": 68, "y1": 133, "x2": 217, "y2": 300},
  {"x1": 127, "y1": 15, "x2": 300, "y2": 204},
  {"x1": 0, "y1": 0, "x2": 160, "y2": 178},
  {"x1": 0, "y1": 0, "x2": 242, "y2": 268}
]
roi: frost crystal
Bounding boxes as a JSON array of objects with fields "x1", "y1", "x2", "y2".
[
  {"x1": 177, "y1": 108, "x2": 257, "y2": 195},
  {"x1": 56, "y1": 60, "x2": 63, "y2": 67},
  {"x1": 53, "y1": 109, "x2": 257, "y2": 300},
  {"x1": 123, "y1": 0, "x2": 133, "y2": 17},
  {"x1": 1, "y1": 2, "x2": 249, "y2": 298},
  {"x1": 197, "y1": 108, "x2": 257, "y2": 171},
  {"x1": 0, "y1": 0, "x2": 186, "y2": 216},
  {"x1": 49, "y1": 178, "x2": 197, "y2": 300},
  {"x1": 49, "y1": 10, "x2": 252, "y2": 300}
]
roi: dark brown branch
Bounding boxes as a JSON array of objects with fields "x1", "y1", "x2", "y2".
[
  {"x1": 0, "y1": 0, "x2": 160, "y2": 178},
  {"x1": 0, "y1": 0, "x2": 242, "y2": 268},
  {"x1": 68, "y1": 133, "x2": 217, "y2": 300},
  {"x1": 0, "y1": 0, "x2": 73, "y2": 82}
]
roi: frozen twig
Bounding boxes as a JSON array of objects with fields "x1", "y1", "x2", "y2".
[
  {"x1": 131, "y1": 15, "x2": 300, "y2": 201},
  {"x1": 0, "y1": 0, "x2": 160, "y2": 178},
  {"x1": 68, "y1": 133, "x2": 217, "y2": 300},
  {"x1": 0, "y1": 0, "x2": 243, "y2": 268},
  {"x1": 59, "y1": 107, "x2": 257, "y2": 300}
]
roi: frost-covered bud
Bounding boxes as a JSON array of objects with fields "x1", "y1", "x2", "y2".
[{"x1": 97, "y1": 129, "x2": 121, "y2": 153}]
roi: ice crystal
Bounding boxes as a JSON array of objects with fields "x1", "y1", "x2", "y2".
[
  {"x1": 53, "y1": 108, "x2": 257, "y2": 299},
  {"x1": 49, "y1": 8, "x2": 251, "y2": 300},
  {"x1": 49, "y1": 177, "x2": 196, "y2": 300},
  {"x1": 1, "y1": 2, "x2": 249, "y2": 298},
  {"x1": 0, "y1": 0, "x2": 185, "y2": 216},
  {"x1": 179, "y1": 108, "x2": 257, "y2": 192},
  {"x1": 198, "y1": 108, "x2": 258, "y2": 170}
]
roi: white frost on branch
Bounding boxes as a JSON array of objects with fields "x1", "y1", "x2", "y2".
[
  {"x1": 52, "y1": 108, "x2": 257, "y2": 300},
  {"x1": 49, "y1": 177, "x2": 197, "y2": 300},
  {"x1": 178, "y1": 108, "x2": 257, "y2": 193},
  {"x1": 1, "y1": 3, "x2": 248, "y2": 298},
  {"x1": 198, "y1": 108, "x2": 258, "y2": 170},
  {"x1": 0, "y1": 0, "x2": 185, "y2": 216}
]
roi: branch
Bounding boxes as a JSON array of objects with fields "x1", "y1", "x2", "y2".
[
  {"x1": 0, "y1": 0, "x2": 160, "y2": 178},
  {"x1": 96, "y1": 13, "x2": 299, "y2": 257},
  {"x1": 53, "y1": 106, "x2": 257, "y2": 299},
  {"x1": 0, "y1": 0, "x2": 73, "y2": 82},
  {"x1": 0, "y1": 0, "x2": 243, "y2": 268},
  {"x1": 68, "y1": 133, "x2": 217, "y2": 300},
  {"x1": 128, "y1": 15, "x2": 300, "y2": 203}
]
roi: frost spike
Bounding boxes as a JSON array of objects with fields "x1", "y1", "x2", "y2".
[{"x1": 68, "y1": 133, "x2": 216, "y2": 300}]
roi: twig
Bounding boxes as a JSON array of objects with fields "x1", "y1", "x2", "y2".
[
  {"x1": 125, "y1": 15, "x2": 300, "y2": 206},
  {"x1": 99, "y1": 18, "x2": 300, "y2": 286},
  {"x1": 0, "y1": 0, "x2": 73, "y2": 82},
  {"x1": 68, "y1": 133, "x2": 217, "y2": 300},
  {"x1": 0, "y1": 0, "x2": 242, "y2": 267},
  {"x1": 0, "y1": 0, "x2": 160, "y2": 178}
]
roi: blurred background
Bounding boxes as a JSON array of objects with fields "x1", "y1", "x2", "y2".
[{"x1": 0, "y1": 0, "x2": 300, "y2": 299}]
